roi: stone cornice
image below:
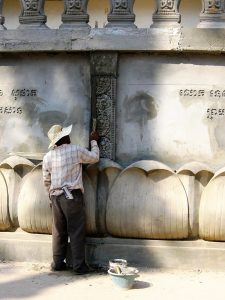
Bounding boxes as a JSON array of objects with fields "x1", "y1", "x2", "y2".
[{"x1": 0, "y1": 28, "x2": 225, "y2": 53}]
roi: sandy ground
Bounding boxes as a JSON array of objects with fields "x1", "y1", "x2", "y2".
[{"x1": 1, "y1": 261, "x2": 225, "y2": 300}]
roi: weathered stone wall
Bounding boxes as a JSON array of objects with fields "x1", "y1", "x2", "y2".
[
  {"x1": 1, "y1": 0, "x2": 225, "y2": 244},
  {"x1": 0, "y1": 53, "x2": 90, "y2": 162},
  {"x1": 117, "y1": 53, "x2": 225, "y2": 170}
]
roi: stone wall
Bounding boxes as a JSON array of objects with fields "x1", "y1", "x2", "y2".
[
  {"x1": 0, "y1": 53, "x2": 90, "y2": 162},
  {"x1": 117, "y1": 53, "x2": 225, "y2": 170},
  {"x1": 1, "y1": 0, "x2": 225, "y2": 243}
]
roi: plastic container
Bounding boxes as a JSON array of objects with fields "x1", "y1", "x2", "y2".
[{"x1": 108, "y1": 267, "x2": 139, "y2": 289}]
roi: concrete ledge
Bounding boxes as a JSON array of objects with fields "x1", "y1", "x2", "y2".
[
  {"x1": 1, "y1": 231, "x2": 225, "y2": 270},
  {"x1": 87, "y1": 237, "x2": 225, "y2": 270},
  {"x1": 0, "y1": 28, "x2": 225, "y2": 53},
  {"x1": 0, "y1": 231, "x2": 52, "y2": 263}
]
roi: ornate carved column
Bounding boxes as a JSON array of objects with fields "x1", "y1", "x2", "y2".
[
  {"x1": 151, "y1": 0, "x2": 181, "y2": 28},
  {"x1": 106, "y1": 0, "x2": 136, "y2": 28},
  {"x1": 19, "y1": 0, "x2": 48, "y2": 29},
  {"x1": 0, "y1": 0, "x2": 6, "y2": 30},
  {"x1": 198, "y1": 0, "x2": 225, "y2": 28},
  {"x1": 91, "y1": 53, "x2": 118, "y2": 160},
  {"x1": 60, "y1": 0, "x2": 90, "y2": 29}
]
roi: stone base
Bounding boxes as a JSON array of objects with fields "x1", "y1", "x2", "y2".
[
  {"x1": 197, "y1": 21, "x2": 225, "y2": 29},
  {"x1": 150, "y1": 22, "x2": 181, "y2": 29},
  {"x1": 18, "y1": 24, "x2": 49, "y2": 30},
  {"x1": 197, "y1": 14, "x2": 225, "y2": 28},
  {"x1": 105, "y1": 22, "x2": 137, "y2": 28},
  {"x1": 1, "y1": 231, "x2": 225, "y2": 270},
  {"x1": 59, "y1": 23, "x2": 91, "y2": 30},
  {"x1": 106, "y1": 14, "x2": 136, "y2": 28}
]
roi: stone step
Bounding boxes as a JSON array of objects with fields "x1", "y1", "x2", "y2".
[{"x1": 1, "y1": 231, "x2": 225, "y2": 270}]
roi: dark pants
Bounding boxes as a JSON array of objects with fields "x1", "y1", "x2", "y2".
[{"x1": 51, "y1": 189, "x2": 86, "y2": 270}]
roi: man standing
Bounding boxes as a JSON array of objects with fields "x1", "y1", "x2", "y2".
[{"x1": 42, "y1": 124, "x2": 99, "y2": 274}]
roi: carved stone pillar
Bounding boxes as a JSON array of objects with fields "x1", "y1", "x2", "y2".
[
  {"x1": 106, "y1": 0, "x2": 136, "y2": 28},
  {"x1": 151, "y1": 0, "x2": 181, "y2": 28},
  {"x1": 91, "y1": 53, "x2": 118, "y2": 160},
  {"x1": 60, "y1": 0, "x2": 90, "y2": 29},
  {"x1": 0, "y1": 0, "x2": 6, "y2": 30},
  {"x1": 19, "y1": 0, "x2": 48, "y2": 29},
  {"x1": 198, "y1": 0, "x2": 225, "y2": 28}
]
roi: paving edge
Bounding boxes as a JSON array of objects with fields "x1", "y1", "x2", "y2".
[{"x1": 1, "y1": 231, "x2": 225, "y2": 270}]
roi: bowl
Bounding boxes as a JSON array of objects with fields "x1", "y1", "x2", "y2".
[{"x1": 108, "y1": 267, "x2": 139, "y2": 289}]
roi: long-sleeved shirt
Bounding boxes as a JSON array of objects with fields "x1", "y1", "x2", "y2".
[{"x1": 42, "y1": 140, "x2": 99, "y2": 196}]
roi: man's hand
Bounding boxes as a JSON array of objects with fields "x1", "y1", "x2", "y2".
[{"x1": 90, "y1": 131, "x2": 99, "y2": 142}]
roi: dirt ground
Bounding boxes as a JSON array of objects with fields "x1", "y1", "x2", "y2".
[{"x1": 1, "y1": 261, "x2": 225, "y2": 300}]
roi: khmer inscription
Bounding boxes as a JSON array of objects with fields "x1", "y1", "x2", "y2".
[
  {"x1": 0, "y1": 107, "x2": 23, "y2": 114},
  {"x1": 207, "y1": 108, "x2": 225, "y2": 120},
  {"x1": 0, "y1": 88, "x2": 38, "y2": 116},
  {"x1": 179, "y1": 89, "x2": 225, "y2": 98}
]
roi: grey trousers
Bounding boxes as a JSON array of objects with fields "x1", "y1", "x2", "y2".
[{"x1": 51, "y1": 189, "x2": 86, "y2": 270}]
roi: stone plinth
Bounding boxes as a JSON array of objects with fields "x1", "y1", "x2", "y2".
[
  {"x1": 106, "y1": 0, "x2": 136, "y2": 28},
  {"x1": 18, "y1": 0, "x2": 48, "y2": 29},
  {"x1": 60, "y1": 0, "x2": 90, "y2": 29}
]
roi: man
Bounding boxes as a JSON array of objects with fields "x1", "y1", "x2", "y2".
[{"x1": 42, "y1": 124, "x2": 99, "y2": 274}]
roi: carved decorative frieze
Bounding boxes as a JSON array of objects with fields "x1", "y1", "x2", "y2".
[
  {"x1": 106, "y1": 0, "x2": 136, "y2": 28},
  {"x1": 60, "y1": 0, "x2": 90, "y2": 29},
  {"x1": 91, "y1": 53, "x2": 118, "y2": 160},
  {"x1": 19, "y1": 0, "x2": 47, "y2": 29},
  {"x1": 151, "y1": 0, "x2": 181, "y2": 28},
  {"x1": 0, "y1": 0, "x2": 6, "y2": 30},
  {"x1": 198, "y1": 0, "x2": 225, "y2": 28}
]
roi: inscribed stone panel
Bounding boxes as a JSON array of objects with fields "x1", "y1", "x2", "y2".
[{"x1": 0, "y1": 53, "x2": 90, "y2": 161}]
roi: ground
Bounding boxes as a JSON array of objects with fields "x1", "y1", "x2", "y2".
[{"x1": 0, "y1": 261, "x2": 225, "y2": 300}]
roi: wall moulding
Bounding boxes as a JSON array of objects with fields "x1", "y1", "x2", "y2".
[{"x1": 1, "y1": 28, "x2": 225, "y2": 53}]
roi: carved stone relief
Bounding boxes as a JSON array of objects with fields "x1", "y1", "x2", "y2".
[
  {"x1": 106, "y1": 0, "x2": 136, "y2": 27},
  {"x1": 151, "y1": 0, "x2": 181, "y2": 27},
  {"x1": 0, "y1": 0, "x2": 6, "y2": 30},
  {"x1": 24, "y1": 0, "x2": 38, "y2": 12},
  {"x1": 91, "y1": 53, "x2": 118, "y2": 160},
  {"x1": 60, "y1": 0, "x2": 90, "y2": 28},
  {"x1": 112, "y1": 0, "x2": 130, "y2": 14},
  {"x1": 95, "y1": 76, "x2": 116, "y2": 159},
  {"x1": 160, "y1": 0, "x2": 176, "y2": 12},
  {"x1": 206, "y1": 0, "x2": 222, "y2": 12},
  {"x1": 19, "y1": 0, "x2": 47, "y2": 28},
  {"x1": 198, "y1": 0, "x2": 225, "y2": 28}
]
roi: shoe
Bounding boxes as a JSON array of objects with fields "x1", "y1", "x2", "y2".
[
  {"x1": 73, "y1": 264, "x2": 94, "y2": 275},
  {"x1": 51, "y1": 261, "x2": 67, "y2": 271}
]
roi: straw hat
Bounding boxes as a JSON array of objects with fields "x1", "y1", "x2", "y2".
[{"x1": 48, "y1": 124, "x2": 72, "y2": 149}]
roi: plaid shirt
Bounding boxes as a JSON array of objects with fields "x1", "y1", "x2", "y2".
[{"x1": 42, "y1": 140, "x2": 99, "y2": 196}]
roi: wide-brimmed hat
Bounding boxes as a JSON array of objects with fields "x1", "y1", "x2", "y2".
[{"x1": 48, "y1": 124, "x2": 72, "y2": 149}]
